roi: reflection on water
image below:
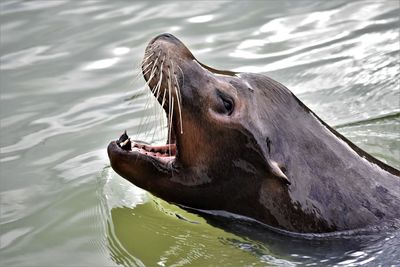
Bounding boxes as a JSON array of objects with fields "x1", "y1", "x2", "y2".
[
  {"x1": 103, "y1": 186, "x2": 400, "y2": 267},
  {"x1": 0, "y1": 0, "x2": 399, "y2": 266}
]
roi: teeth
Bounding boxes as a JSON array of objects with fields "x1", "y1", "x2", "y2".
[
  {"x1": 130, "y1": 141, "x2": 176, "y2": 157},
  {"x1": 118, "y1": 130, "x2": 129, "y2": 143},
  {"x1": 119, "y1": 138, "x2": 130, "y2": 147}
]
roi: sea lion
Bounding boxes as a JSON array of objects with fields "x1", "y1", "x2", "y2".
[{"x1": 107, "y1": 33, "x2": 400, "y2": 233}]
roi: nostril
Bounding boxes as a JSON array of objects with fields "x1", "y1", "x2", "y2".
[
  {"x1": 158, "y1": 33, "x2": 174, "y2": 39},
  {"x1": 152, "y1": 33, "x2": 178, "y2": 43}
]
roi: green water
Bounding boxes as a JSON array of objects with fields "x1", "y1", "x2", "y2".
[{"x1": 1, "y1": 1, "x2": 399, "y2": 266}]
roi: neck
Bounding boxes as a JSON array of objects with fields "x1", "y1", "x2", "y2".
[{"x1": 274, "y1": 96, "x2": 400, "y2": 232}]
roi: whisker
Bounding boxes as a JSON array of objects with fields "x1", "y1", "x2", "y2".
[
  {"x1": 142, "y1": 103, "x2": 157, "y2": 141},
  {"x1": 144, "y1": 51, "x2": 161, "y2": 86},
  {"x1": 141, "y1": 65, "x2": 153, "y2": 78},
  {"x1": 136, "y1": 61, "x2": 161, "y2": 139},
  {"x1": 145, "y1": 57, "x2": 159, "y2": 86},
  {"x1": 148, "y1": 51, "x2": 161, "y2": 72},
  {"x1": 135, "y1": 91, "x2": 152, "y2": 140},
  {"x1": 141, "y1": 61, "x2": 153, "y2": 76},
  {"x1": 167, "y1": 58, "x2": 173, "y2": 153},
  {"x1": 142, "y1": 61, "x2": 153, "y2": 72},
  {"x1": 141, "y1": 96, "x2": 157, "y2": 140},
  {"x1": 161, "y1": 87, "x2": 167, "y2": 108},
  {"x1": 171, "y1": 61, "x2": 183, "y2": 134},
  {"x1": 134, "y1": 50, "x2": 156, "y2": 81},
  {"x1": 141, "y1": 51, "x2": 154, "y2": 66},
  {"x1": 169, "y1": 96, "x2": 174, "y2": 155},
  {"x1": 167, "y1": 66, "x2": 173, "y2": 105},
  {"x1": 133, "y1": 51, "x2": 158, "y2": 141},
  {"x1": 149, "y1": 58, "x2": 161, "y2": 143},
  {"x1": 141, "y1": 55, "x2": 165, "y2": 140},
  {"x1": 150, "y1": 88, "x2": 159, "y2": 144},
  {"x1": 150, "y1": 63, "x2": 162, "y2": 96},
  {"x1": 160, "y1": 85, "x2": 168, "y2": 144},
  {"x1": 144, "y1": 68, "x2": 156, "y2": 88},
  {"x1": 174, "y1": 85, "x2": 183, "y2": 134},
  {"x1": 132, "y1": 69, "x2": 144, "y2": 83},
  {"x1": 161, "y1": 88, "x2": 168, "y2": 143},
  {"x1": 177, "y1": 65, "x2": 185, "y2": 89},
  {"x1": 153, "y1": 55, "x2": 165, "y2": 98},
  {"x1": 134, "y1": 56, "x2": 152, "y2": 81},
  {"x1": 152, "y1": 79, "x2": 161, "y2": 98}
]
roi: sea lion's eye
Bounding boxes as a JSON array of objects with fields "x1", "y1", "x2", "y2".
[
  {"x1": 222, "y1": 98, "x2": 233, "y2": 114},
  {"x1": 216, "y1": 90, "x2": 234, "y2": 115}
]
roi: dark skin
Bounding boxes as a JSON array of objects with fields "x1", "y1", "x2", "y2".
[{"x1": 108, "y1": 33, "x2": 400, "y2": 233}]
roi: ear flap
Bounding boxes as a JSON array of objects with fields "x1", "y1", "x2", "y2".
[{"x1": 270, "y1": 160, "x2": 291, "y2": 185}]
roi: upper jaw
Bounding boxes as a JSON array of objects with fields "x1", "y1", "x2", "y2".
[
  {"x1": 109, "y1": 34, "x2": 194, "y2": 177},
  {"x1": 141, "y1": 38, "x2": 184, "y2": 147}
]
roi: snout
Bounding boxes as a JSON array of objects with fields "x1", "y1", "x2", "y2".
[
  {"x1": 149, "y1": 33, "x2": 181, "y2": 45},
  {"x1": 145, "y1": 33, "x2": 195, "y2": 62}
]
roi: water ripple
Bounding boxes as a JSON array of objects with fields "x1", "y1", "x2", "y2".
[
  {"x1": 0, "y1": 1, "x2": 399, "y2": 266},
  {"x1": 0, "y1": 46, "x2": 69, "y2": 70}
]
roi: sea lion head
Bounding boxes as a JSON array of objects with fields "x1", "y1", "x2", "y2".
[
  {"x1": 108, "y1": 34, "x2": 400, "y2": 233},
  {"x1": 108, "y1": 33, "x2": 295, "y2": 223}
]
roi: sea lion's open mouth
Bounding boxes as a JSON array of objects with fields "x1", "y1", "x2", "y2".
[
  {"x1": 113, "y1": 90, "x2": 178, "y2": 165},
  {"x1": 115, "y1": 129, "x2": 177, "y2": 165},
  {"x1": 110, "y1": 33, "x2": 184, "y2": 168}
]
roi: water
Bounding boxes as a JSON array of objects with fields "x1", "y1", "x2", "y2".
[{"x1": 0, "y1": 0, "x2": 399, "y2": 266}]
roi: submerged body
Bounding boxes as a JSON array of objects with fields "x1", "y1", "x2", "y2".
[{"x1": 108, "y1": 33, "x2": 400, "y2": 233}]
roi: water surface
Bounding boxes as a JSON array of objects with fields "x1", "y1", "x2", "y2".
[{"x1": 1, "y1": 1, "x2": 399, "y2": 266}]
